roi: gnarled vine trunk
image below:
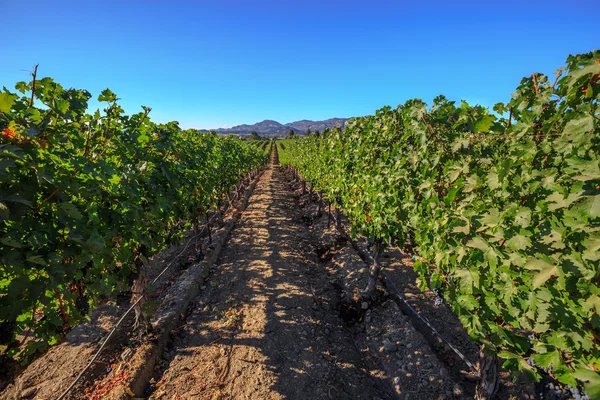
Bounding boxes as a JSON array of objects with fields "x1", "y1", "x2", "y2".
[
  {"x1": 475, "y1": 345, "x2": 500, "y2": 400},
  {"x1": 131, "y1": 272, "x2": 149, "y2": 340},
  {"x1": 362, "y1": 241, "x2": 383, "y2": 298}
]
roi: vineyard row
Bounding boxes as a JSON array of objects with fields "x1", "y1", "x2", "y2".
[
  {"x1": 278, "y1": 51, "x2": 600, "y2": 398},
  {"x1": 0, "y1": 76, "x2": 268, "y2": 360}
]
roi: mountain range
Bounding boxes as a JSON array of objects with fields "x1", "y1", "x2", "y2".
[{"x1": 202, "y1": 118, "x2": 348, "y2": 137}]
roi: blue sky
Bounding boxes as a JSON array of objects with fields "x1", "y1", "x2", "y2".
[{"x1": 2, "y1": 0, "x2": 598, "y2": 129}]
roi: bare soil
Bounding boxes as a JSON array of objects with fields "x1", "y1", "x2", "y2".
[
  {"x1": 1, "y1": 146, "x2": 539, "y2": 400},
  {"x1": 148, "y1": 164, "x2": 396, "y2": 400}
]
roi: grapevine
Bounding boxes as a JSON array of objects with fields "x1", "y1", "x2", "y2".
[
  {"x1": 0, "y1": 75, "x2": 267, "y2": 361},
  {"x1": 281, "y1": 51, "x2": 600, "y2": 397}
]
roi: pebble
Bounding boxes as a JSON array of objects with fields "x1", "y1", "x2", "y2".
[
  {"x1": 361, "y1": 302, "x2": 369, "y2": 310},
  {"x1": 20, "y1": 387, "x2": 37, "y2": 398},
  {"x1": 453, "y1": 384, "x2": 464, "y2": 396},
  {"x1": 394, "y1": 384, "x2": 402, "y2": 395},
  {"x1": 406, "y1": 343, "x2": 413, "y2": 349},
  {"x1": 383, "y1": 339, "x2": 397, "y2": 353}
]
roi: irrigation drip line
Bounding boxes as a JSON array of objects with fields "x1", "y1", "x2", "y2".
[
  {"x1": 381, "y1": 270, "x2": 481, "y2": 377},
  {"x1": 325, "y1": 196, "x2": 481, "y2": 377},
  {"x1": 56, "y1": 171, "x2": 259, "y2": 400},
  {"x1": 56, "y1": 232, "x2": 199, "y2": 400}
]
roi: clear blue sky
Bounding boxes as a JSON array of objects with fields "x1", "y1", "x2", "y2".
[{"x1": 2, "y1": 0, "x2": 598, "y2": 129}]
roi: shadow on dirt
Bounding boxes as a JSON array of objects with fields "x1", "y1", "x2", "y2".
[{"x1": 148, "y1": 159, "x2": 395, "y2": 399}]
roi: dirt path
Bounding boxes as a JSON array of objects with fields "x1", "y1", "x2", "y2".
[
  {"x1": 0, "y1": 146, "x2": 538, "y2": 400},
  {"x1": 149, "y1": 157, "x2": 393, "y2": 399}
]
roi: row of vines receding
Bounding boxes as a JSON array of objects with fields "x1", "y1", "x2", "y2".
[
  {"x1": 0, "y1": 72, "x2": 268, "y2": 361},
  {"x1": 280, "y1": 51, "x2": 600, "y2": 398}
]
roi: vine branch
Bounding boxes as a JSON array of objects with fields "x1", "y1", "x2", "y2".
[{"x1": 30, "y1": 64, "x2": 39, "y2": 108}]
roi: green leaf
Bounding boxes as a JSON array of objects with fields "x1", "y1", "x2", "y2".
[
  {"x1": 108, "y1": 174, "x2": 121, "y2": 185},
  {"x1": 562, "y1": 115, "x2": 593, "y2": 140},
  {"x1": 564, "y1": 156, "x2": 600, "y2": 181},
  {"x1": 84, "y1": 232, "x2": 105, "y2": 251},
  {"x1": 506, "y1": 234, "x2": 532, "y2": 251},
  {"x1": 454, "y1": 269, "x2": 478, "y2": 292},
  {"x1": 514, "y1": 208, "x2": 531, "y2": 228},
  {"x1": 582, "y1": 238, "x2": 600, "y2": 261},
  {"x1": 486, "y1": 171, "x2": 500, "y2": 190},
  {"x1": 54, "y1": 99, "x2": 69, "y2": 114},
  {"x1": 573, "y1": 366, "x2": 600, "y2": 400},
  {"x1": 479, "y1": 208, "x2": 502, "y2": 229},
  {"x1": 0, "y1": 92, "x2": 18, "y2": 113},
  {"x1": 523, "y1": 256, "x2": 558, "y2": 289},
  {"x1": 26, "y1": 255, "x2": 47, "y2": 266},
  {"x1": 466, "y1": 236, "x2": 490, "y2": 252},
  {"x1": 498, "y1": 350, "x2": 538, "y2": 380},
  {"x1": 1, "y1": 195, "x2": 33, "y2": 208},
  {"x1": 98, "y1": 89, "x2": 117, "y2": 102},
  {"x1": 457, "y1": 294, "x2": 478, "y2": 311},
  {"x1": 532, "y1": 351, "x2": 562, "y2": 369},
  {"x1": 0, "y1": 202, "x2": 9, "y2": 221},
  {"x1": 474, "y1": 115, "x2": 496, "y2": 133},
  {"x1": 545, "y1": 191, "x2": 582, "y2": 212},
  {"x1": 60, "y1": 203, "x2": 83, "y2": 220},
  {"x1": 575, "y1": 195, "x2": 600, "y2": 218},
  {"x1": 452, "y1": 218, "x2": 470, "y2": 235},
  {"x1": 583, "y1": 295, "x2": 600, "y2": 316},
  {"x1": 541, "y1": 229, "x2": 565, "y2": 249},
  {"x1": 0, "y1": 237, "x2": 21, "y2": 248}
]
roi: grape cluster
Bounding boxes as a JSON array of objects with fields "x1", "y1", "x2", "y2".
[
  {"x1": 526, "y1": 358, "x2": 590, "y2": 400},
  {"x1": 432, "y1": 288, "x2": 444, "y2": 306},
  {"x1": 546, "y1": 382, "x2": 590, "y2": 400}
]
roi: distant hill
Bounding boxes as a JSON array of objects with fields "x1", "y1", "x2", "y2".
[
  {"x1": 285, "y1": 118, "x2": 348, "y2": 133},
  {"x1": 201, "y1": 118, "x2": 348, "y2": 137}
]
